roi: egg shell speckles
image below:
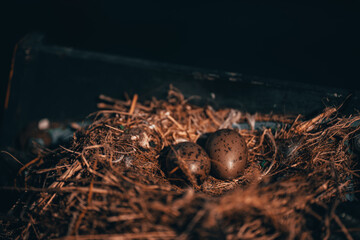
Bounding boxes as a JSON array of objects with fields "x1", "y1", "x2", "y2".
[
  {"x1": 206, "y1": 129, "x2": 248, "y2": 180},
  {"x1": 166, "y1": 142, "x2": 211, "y2": 184}
]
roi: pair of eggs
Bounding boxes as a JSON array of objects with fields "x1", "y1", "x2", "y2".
[{"x1": 165, "y1": 129, "x2": 248, "y2": 184}]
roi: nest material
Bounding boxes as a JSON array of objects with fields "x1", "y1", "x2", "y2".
[{"x1": 1, "y1": 86, "x2": 359, "y2": 239}]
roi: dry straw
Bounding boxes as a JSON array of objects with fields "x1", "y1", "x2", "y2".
[{"x1": 1, "y1": 86, "x2": 359, "y2": 239}]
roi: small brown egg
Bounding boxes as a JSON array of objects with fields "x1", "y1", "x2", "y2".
[
  {"x1": 206, "y1": 129, "x2": 248, "y2": 180},
  {"x1": 166, "y1": 142, "x2": 211, "y2": 185}
]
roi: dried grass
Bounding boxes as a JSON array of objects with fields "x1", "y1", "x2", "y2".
[{"x1": 1, "y1": 86, "x2": 359, "y2": 239}]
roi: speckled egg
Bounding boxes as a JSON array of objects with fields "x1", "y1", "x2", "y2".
[
  {"x1": 166, "y1": 142, "x2": 211, "y2": 184},
  {"x1": 206, "y1": 129, "x2": 248, "y2": 180}
]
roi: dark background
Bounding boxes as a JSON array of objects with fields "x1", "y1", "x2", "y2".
[{"x1": 1, "y1": 0, "x2": 360, "y2": 104}]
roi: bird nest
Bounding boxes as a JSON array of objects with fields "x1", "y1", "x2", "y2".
[{"x1": 1, "y1": 86, "x2": 360, "y2": 239}]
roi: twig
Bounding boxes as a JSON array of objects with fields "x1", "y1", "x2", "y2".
[
  {"x1": 128, "y1": 94, "x2": 138, "y2": 116},
  {"x1": 18, "y1": 157, "x2": 41, "y2": 175},
  {"x1": 0, "y1": 150, "x2": 24, "y2": 166},
  {"x1": 333, "y1": 214, "x2": 354, "y2": 240}
]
